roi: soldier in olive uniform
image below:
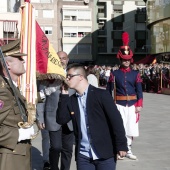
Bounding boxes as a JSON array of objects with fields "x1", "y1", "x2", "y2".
[{"x1": 0, "y1": 40, "x2": 34, "y2": 170}]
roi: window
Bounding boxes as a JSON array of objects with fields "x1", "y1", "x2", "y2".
[
  {"x1": 78, "y1": 27, "x2": 91, "y2": 37},
  {"x1": 64, "y1": 16, "x2": 71, "y2": 20},
  {"x1": 98, "y1": 40, "x2": 106, "y2": 48},
  {"x1": 44, "y1": 27, "x2": 52, "y2": 35},
  {"x1": 63, "y1": 10, "x2": 77, "y2": 20},
  {"x1": 78, "y1": 44, "x2": 91, "y2": 54},
  {"x1": 63, "y1": 27, "x2": 77, "y2": 37},
  {"x1": 63, "y1": 44, "x2": 91, "y2": 54},
  {"x1": 98, "y1": 8, "x2": 105, "y2": 13},
  {"x1": 3, "y1": 21, "x2": 18, "y2": 39},
  {"x1": 77, "y1": 10, "x2": 91, "y2": 21},
  {"x1": 31, "y1": 0, "x2": 53, "y2": 2},
  {"x1": 113, "y1": 39, "x2": 122, "y2": 47},
  {"x1": 114, "y1": 9, "x2": 122, "y2": 14},
  {"x1": 113, "y1": 1, "x2": 123, "y2": 5},
  {"x1": 43, "y1": 10, "x2": 54, "y2": 18},
  {"x1": 63, "y1": 9, "x2": 91, "y2": 21},
  {"x1": 3, "y1": 32, "x2": 15, "y2": 38},
  {"x1": 113, "y1": 22, "x2": 123, "y2": 30},
  {"x1": 63, "y1": 27, "x2": 91, "y2": 37},
  {"x1": 136, "y1": 40, "x2": 145, "y2": 48}
]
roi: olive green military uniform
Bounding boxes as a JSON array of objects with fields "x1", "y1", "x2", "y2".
[{"x1": 0, "y1": 76, "x2": 31, "y2": 170}]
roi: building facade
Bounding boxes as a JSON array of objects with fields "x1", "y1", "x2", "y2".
[
  {"x1": 146, "y1": 0, "x2": 170, "y2": 63},
  {"x1": 96, "y1": 0, "x2": 149, "y2": 65},
  {"x1": 0, "y1": 0, "x2": 150, "y2": 65},
  {"x1": 0, "y1": 0, "x2": 21, "y2": 44},
  {"x1": 30, "y1": 0, "x2": 150, "y2": 64},
  {"x1": 58, "y1": 0, "x2": 94, "y2": 63},
  {"x1": 30, "y1": 0, "x2": 58, "y2": 52}
]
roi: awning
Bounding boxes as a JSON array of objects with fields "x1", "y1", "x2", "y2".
[{"x1": 3, "y1": 21, "x2": 18, "y2": 32}]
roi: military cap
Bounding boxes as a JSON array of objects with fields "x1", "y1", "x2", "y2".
[
  {"x1": 0, "y1": 39, "x2": 27, "y2": 57},
  {"x1": 117, "y1": 32, "x2": 133, "y2": 62}
]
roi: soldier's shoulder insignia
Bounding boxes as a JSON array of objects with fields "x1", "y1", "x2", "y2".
[
  {"x1": 0, "y1": 80, "x2": 5, "y2": 88},
  {"x1": 0, "y1": 100, "x2": 4, "y2": 110}
]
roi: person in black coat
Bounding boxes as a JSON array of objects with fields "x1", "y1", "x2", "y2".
[{"x1": 56, "y1": 63, "x2": 128, "y2": 170}]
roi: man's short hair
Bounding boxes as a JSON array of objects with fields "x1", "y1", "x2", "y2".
[{"x1": 67, "y1": 63, "x2": 87, "y2": 78}]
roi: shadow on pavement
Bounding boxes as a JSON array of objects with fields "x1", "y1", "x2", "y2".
[{"x1": 32, "y1": 146, "x2": 43, "y2": 170}]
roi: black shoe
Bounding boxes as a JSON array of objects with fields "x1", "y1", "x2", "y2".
[{"x1": 43, "y1": 162, "x2": 51, "y2": 170}]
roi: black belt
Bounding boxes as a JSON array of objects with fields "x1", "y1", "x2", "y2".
[{"x1": 19, "y1": 139, "x2": 31, "y2": 144}]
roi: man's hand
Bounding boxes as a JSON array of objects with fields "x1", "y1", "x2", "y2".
[
  {"x1": 135, "y1": 106, "x2": 142, "y2": 113},
  {"x1": 118, "y1": 151, "x2": 127, "y2": 157},
  {"x1": 117, "y1": 151, "x2": 127, "y2": 160},
  {"x1": 61, "y1": 84, "x2": 69, "y2": 94},
  {"x1": 37, "y1": 121, "x2": 45, "y2": 130}
]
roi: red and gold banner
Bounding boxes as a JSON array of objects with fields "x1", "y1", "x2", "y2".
[
  {"x1": 20, "y1": 2, "x2": 65, "y2": 105},
  {"x1": 36, "y1": 22, "x2": 65, "y2": 80}
]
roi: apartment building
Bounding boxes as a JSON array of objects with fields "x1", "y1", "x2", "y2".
[
  {"x1": 0, "y1": 0, "x2": 21, "y2": 44},
  {"x1": 58, "y1": 0, "x2": 94, "y2": 63},
  {"x1": 0, "y1": 0, "x2": 150, "y2": 65},
  {"x1": 30, "y1": 0, "x2": 58, "y2": 51},
  {"x1": 96, "y1": 0, "x2": 149, "y2": 64},
  {"x1": 30, "y1": 0, "x2": 94, "y2": 63}
]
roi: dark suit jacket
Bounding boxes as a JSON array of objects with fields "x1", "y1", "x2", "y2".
[
  {"x1": 45, "y1": 88, "x2": 74, "y2": 131},
  {"x1": 57, "y1": 85, "x2": 128, "y2": 160}
]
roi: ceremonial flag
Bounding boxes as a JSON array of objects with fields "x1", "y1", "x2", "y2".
[
  {"x1": 152, "y1": 58, "x2": 156, "y2": 64},
  {"x1": 20, "y1": 1, "x2": 65, "y2": 105},
  {"x1": 19, "y1": 1, "x2": 66, "y2": 125},
  {"x1": 36, "y1": 22, "x2": 66, "y2": 80}
]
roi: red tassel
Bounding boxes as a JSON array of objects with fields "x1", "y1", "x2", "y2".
[{"x1": 122, "y1": 32, "x2": 129, "y2": 46}]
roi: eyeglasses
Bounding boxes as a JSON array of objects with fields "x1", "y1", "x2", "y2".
[{"x1": 66, "y1": 74, "x2": 81, "y2": 80}]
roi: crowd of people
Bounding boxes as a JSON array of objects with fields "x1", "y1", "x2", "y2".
[{"x1": 91, "y1": 62, "x2": 170, "y2": 94}]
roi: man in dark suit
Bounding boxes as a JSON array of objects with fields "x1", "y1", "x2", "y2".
[
  {"x1": 44, "y1": 51, "x2": 74, "y2": 170},
  {"x1": 57, "y1": 63, "x2": 128, "y2": 170}
]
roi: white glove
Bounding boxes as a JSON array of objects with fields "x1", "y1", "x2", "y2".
[
  {"x1": 39, "y1": 90, "x2": 46, "y2": 100},
  {"x1": 18, "y1": 126, "x2": 35, "y2": 142}
]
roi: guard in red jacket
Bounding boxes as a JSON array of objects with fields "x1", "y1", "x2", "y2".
[{"x1": 108, "y1": 32, "x2": 143, "y2": 160}]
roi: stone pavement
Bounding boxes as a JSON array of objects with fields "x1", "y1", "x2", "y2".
[{"x1": 32, "y1": 92, "x2": 170, "y2": 170}]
